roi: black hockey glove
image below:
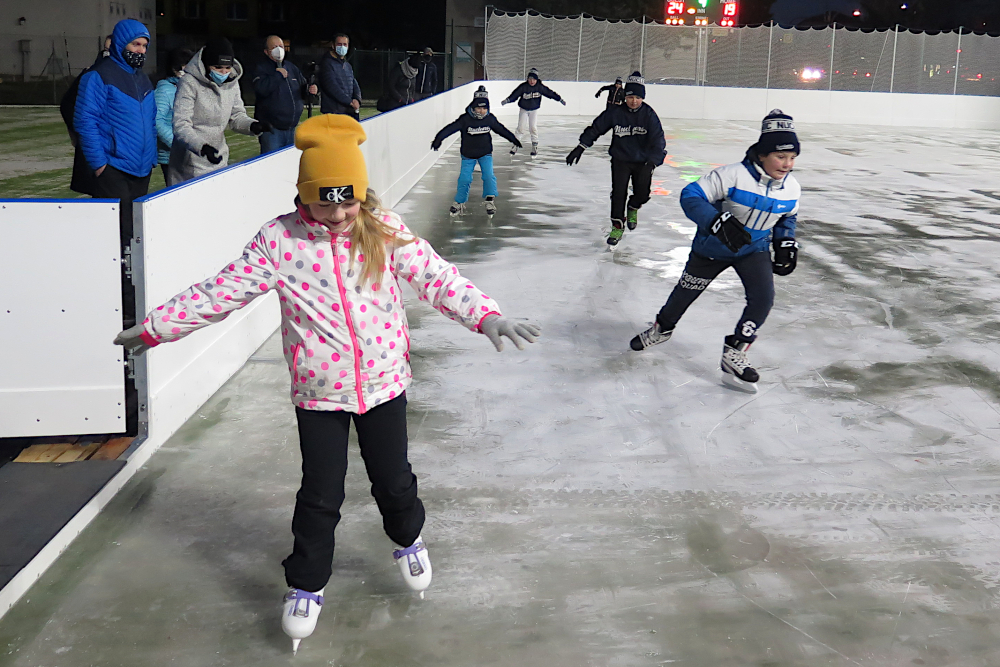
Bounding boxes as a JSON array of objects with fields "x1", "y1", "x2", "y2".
[
  {"x1": 431, "y1": 138, "x2": 442, "y2": 151},
  {"x1": 512, "y1": 137, "x2": 523, "y2": 148},
  {"x1": 250, "y1": 120, "x2": 272, "y2": 135},
  {"x1": 566, "y1": 145, "x2": 585, "y2": 166},
  {"x1": 200, "y1": 144, "x2": 222, "y2": 165},
  {"x1": 710, "y1": 211, "x2": 752, "y2": 253},
  {"x1": 772, "y1": 238, "x2": 799, "y2": 276}
]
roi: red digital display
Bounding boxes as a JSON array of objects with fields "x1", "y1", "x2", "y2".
[
  {"x1": 723, "y1": 2, "x2": 738, "y2": 16},
  {"x1": 667, "y1": 1, "x2": 686, "y2": 15}
]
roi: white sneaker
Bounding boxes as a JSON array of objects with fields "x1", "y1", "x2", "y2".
[
  {"x1": 393, "y1": 535, "x2": 432, "y2": 597},
  {"x1": 281, "y1": 587, "x2": 324, "y2": 654}
]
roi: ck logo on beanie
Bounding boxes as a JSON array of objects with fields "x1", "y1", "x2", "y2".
[{"x1": 320, "y1": 185, "x2": 354, "y2": 203}]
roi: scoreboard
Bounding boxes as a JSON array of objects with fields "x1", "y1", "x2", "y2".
[{"x1": 665, "y1": 0, "x2": 739, "y2": 26}]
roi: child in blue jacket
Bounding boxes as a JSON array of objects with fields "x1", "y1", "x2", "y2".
[
  {"x1": 154, "y1": 48, "x2": 192, "y2": 186},
  {"x1": 431, "y1": 86, "x2": 520, "y2": 217},
  {"x1": 629, "y1": 110, "x2": 802, "y2": 394}
]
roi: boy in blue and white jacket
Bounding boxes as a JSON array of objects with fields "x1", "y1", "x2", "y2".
[{"x1": 630, "y1": 110, "x2": 802, "y2": 393}]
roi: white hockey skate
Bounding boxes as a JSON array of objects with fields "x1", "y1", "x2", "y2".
[
  {"x1": 630, "y1": 321, "x2": 673, "y2": 351},
  {"x1": 393, "y1": 535, "x2": 432, "y2": 598},
  {"x1": 449, "y1": 202, "x2": 466, "y2": 217},
  {"x1": 281, "y1": 587, "x2": 324, "y2": 654},
  {"x1": 721, "y1": 335, "x2": 759, "y2": 394},
  {"x1": 484, "y1": 196, "x2": 497, "y2": 216}
]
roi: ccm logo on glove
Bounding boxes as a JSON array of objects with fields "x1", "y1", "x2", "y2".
[
  {"x1": 710, "y1": 211, "x2": 752, "y2": 253},
  {"x1": 320, "y1": 185, "x2": 354, "y2": 203},
  {"x1": 772, "y1": 238, "x2": 799, "y2": 276}
]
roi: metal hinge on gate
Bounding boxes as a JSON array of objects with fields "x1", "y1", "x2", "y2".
[
  {"x1": 122, "y1": 244, "x2": 132, "y2": 279},
  {"x1": 126, "y1": 356, "x2": 136, "y2": 379}
]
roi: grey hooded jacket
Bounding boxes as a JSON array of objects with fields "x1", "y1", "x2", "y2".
[{"x1": 168, "y1": 48, "x2": 255, "y2": 184}]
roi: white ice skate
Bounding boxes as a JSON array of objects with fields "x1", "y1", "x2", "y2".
[
  {"x1": 721, "y1": 335, "x2": 759, "y2": 394},
  {"x1": 281, "y1": 587, "x2": 324, "y2": 654},
  {"x1": 393, "y1": 535, "x2": 432, "y2": 598},
  {"x1": 509, "y1": 144, "x2": 518, "y2": 156},
  {"x1": 484, "y1": 196, "x2": 497, "y2": 216},
  {"x1": 530, "y1": 142, "x2": 538, "y2": 157},
  {"x1": 630, "y1": 322, "x2": 673, "y2": 351},
  {"x1": 449, "y1": 202, "x2": 466, "y2": 217}
]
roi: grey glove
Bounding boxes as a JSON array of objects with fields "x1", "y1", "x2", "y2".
[
  {"x1": 114, "y1": 323, "x2": 152, "y2": 356},
  {"x1": 480, "y1": 314, "x2": 541, "y2": 352}
]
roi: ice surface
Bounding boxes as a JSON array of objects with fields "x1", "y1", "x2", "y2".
[{"x1": 3, "y1": 118, "x2": 1000, "y2": 665}]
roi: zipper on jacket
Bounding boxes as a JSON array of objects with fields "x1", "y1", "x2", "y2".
[
  {"x1": 291, "y1": 342, "x2": 302, "y2": 386},
  {"x1": 331, "y1": 236, "x2": 367, "y2": 413}
]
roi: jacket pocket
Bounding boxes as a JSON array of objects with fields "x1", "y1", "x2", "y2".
[{"x1": 290, "y1": 342, "x2": 302, "y2": 384}]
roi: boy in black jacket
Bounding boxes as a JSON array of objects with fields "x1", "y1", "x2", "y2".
[
  {"x1": 595, "y1": 77, "x2": 625, "y2": 108},
  {"x1": 501, "y1": 68, "x2": 566, "y2": 156},
  {"x1": 566, "y1": 72, "x2": 666, "y2": 246},
  {"x1": 432, "y1": 86, "x2": 521, "y2": 216}
]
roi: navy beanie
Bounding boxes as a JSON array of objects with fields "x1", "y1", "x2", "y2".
[
  {"x1": 471, "y1": 85, "x2": 490, "y2": 110},
  {"x1": 755, "y1": 109, "x2": 800, "y2": 155},
  {"x1": 527, "y1": 67, "x2": 540, "y2": 82},
  {"x1": 624, "y1": 71, "x2": 645, "y2": 98}
]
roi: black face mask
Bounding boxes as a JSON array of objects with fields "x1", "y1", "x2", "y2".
[
  {"x1": 122, "y1": 49, "x2": 146, "y2": 69},
  {"x1": 421, "y1": 55, "x2": 432, "y2": 62}
]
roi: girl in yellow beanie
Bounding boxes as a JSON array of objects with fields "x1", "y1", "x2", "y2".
[{"x1": 114, "y1": 113, "x2": 540, "y2": 653}]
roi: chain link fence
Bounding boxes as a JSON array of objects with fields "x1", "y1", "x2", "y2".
[{"x1": 485, "y1": 10, "x2": 1000, "y2": 97}]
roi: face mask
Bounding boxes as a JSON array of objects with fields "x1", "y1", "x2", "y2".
[
  {"x1": 122, "y1": 49, "x2": 145, "y2": 69},
  {"x1": 270, "y1": 46, "x2": 284, "y2": 62},
  {"x1": 210, "y1": 69, "x2": 229, "y2": 84},
  {"x1": 335, "y1": 45, "x2": 348, "y2": 57}
]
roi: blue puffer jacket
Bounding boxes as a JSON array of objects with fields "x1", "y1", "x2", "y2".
[
  {"x1": 318, "y1": 52, "x2": 361, "y2": 114},
  {"x1": 74, "y1": 19, "x2": 156, "y2": 177},
  {"x1": 154, "y1": 76, "x2": 178, "y2": 164}
]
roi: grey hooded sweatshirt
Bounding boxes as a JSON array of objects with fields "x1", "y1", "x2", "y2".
[{"x1": 168, "y1": 48, "x2": 255, "y2": 184}]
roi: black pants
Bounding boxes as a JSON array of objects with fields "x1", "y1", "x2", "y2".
[
  {"x1": 159, "y1": 163, "x2": 170, "y2": 187},
  {"x1": 610, "y1": 159, "x2": 653, "y2": 222},
  {"x1": 91, "y1": 165, "x2": 151, "y2": 328},
  {"x1": 282, "y1": 394, "x2": 425, "y2": 591},
  {"x1": 657, "y1": 250, "x2": 775, "y2": 344}
]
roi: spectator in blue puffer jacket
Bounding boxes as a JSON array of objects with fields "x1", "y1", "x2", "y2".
[
  {"x1": 74, "y1": 18, "x2": 157, "y2": 327},
  {"x1": 319, "y1": 33, "x2": 361, "y2": 118},
  {"x1": 155, "y1": 48, "x2": 193, "y2": 186}
]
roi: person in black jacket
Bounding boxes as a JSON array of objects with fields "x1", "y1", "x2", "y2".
[
  {"x1": 253, "y1": 35, "x2": 318, "y2": 154},
  {"x1": 566, "y1": 72, "x2": 666, "y2": 247},
  {"x1": 431, "y1": 86, "x2": 521, "y2": 217},
  {"x1": 501, "y1": 68, "x2": 566, "y2": 156},
  {"x1": 596, "y1": 77, "x2": 625, "y2": 108},
  {"x1": 59, "y1": 35, "x2": 111, "y2": 195},
  {"x1": 380, "y1": 53, "x2": 419, "y2": 111},
  {"x1": 415, "y1": 47, "x2": 437, "y2": 100}
]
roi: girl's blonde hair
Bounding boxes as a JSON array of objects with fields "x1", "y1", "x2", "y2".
[{"x1": 350, "y1": 189, "x2": 415, "y2": 287}]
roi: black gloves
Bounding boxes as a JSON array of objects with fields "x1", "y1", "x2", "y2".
[
  {"x1": 512, "y1": 137, "x2": 523, "y2": 148},
  {"x1": 250, "y1": 120, "x2": 272, "y2": 135},
  {"x1": 772, "y1": 238, "x2": 799, "y2": 276},
  {"x1": 200, "y1": 144, "x2": 222, "y2": 164},
  {"x1": 710, "y1": 211, "x2": 751, "y2": 253},
  {"x1": 431, "y1": 138, "x2": 442, "y2": 151},
  {"x1": 595, "y1": 91, "x2": 601, "y2": 98},
  {"x1": 566, "y1": 145, "x2": 585, "y2": 166}
]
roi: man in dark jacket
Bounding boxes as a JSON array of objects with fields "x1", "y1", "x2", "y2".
[
  {"x1": 319, "y1": 33, "x2": 361, "y2": 118},
  {"x1": 595, "y1": 77, "x2": 625, "y2": 108},
  {"x1": 566, "y1": 72, "x2": 666, "y2": 246},
  {"x1": 415, "y1": 47, "x2": 437, "y2": 100},
  {"x1": 253, "y1": 35, "x2": 318, "y2": 153},
  {"x1": 382, "y1": 53, "x2": 419, "y2": 111},
  {"x1": 75, "y1": 18, "x2": 157, "y2": 323},
  {"x1": 501, "y1": 68, "x2": 566, "y2": 156},
  {"x1": 431, "y1": 86, "x2": 520, "y2": 217},
  {"x1": 60, "y1": 35, "x2": 111, "y2": 195}
]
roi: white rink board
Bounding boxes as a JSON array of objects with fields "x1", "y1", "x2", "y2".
[{"x1": 0, "y1": 200, "x2": 125, "y2": 437}]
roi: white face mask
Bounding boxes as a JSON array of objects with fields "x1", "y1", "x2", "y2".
[{"x1": 270, "y1": 46, "x2": 284, "y2": 62}]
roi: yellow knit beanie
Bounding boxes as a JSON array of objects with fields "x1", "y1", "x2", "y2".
[{"x1": 295, "y1": 114, "x2": 369, "y2": 204}]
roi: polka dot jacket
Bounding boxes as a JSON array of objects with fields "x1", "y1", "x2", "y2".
[{"x1": 140, "y1": 207, "x2": 501, "y2": 413}]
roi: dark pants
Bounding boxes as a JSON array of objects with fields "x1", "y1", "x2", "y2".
[
  {"x1": 159, "y1": 163, "x2": 171, "y2": 187},
  {"x1": 657, "y1": 250, "x2": 775, "y2": 344},
  {"x1": 282, "y1": 394, "x2": 424, "y2": 592},
  {"x1": 258, "y1": 127, "x2": 296, "y2": 155},
  {"x1": 610, "y1": 159, "x2": 653, "y2": 221},
  {"x1": 91, "y1": 165, "x2": 151, "y2": 328}
]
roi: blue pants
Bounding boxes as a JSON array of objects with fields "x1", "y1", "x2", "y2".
[
  {"x1": 259, "y1": 127, "x2": 297, "y2": 155},
  {"x1": 455, "y1": 155, "x2": 497, "y2": 204},
  {"x1": 657, "y1": 250, "x2": 775, "y2": 343}
]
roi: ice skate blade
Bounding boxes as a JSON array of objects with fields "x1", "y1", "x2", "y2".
[
  {"x1": 419, "y1": 591, "x2": 425, "y2": 600},
  {"x1": 721, "y1": 372, "x2": 758, "y2": 394},
  {"x1": 292, "y1": 638, "x2": 301, "y2": 654}
]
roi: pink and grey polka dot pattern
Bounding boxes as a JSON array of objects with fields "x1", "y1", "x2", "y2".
[{"x1": 142, "y1": 208, "x2": 501, "y2": 414}]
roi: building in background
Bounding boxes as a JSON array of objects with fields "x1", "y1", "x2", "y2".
[
  {"x1": 447, "y1": 0, "x2": 486, "y2": 86},
  {"x1": 1, "y1": 0, "x2": 156, "y2": 82}
]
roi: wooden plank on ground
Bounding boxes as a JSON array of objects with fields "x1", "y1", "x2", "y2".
[
  {"x1": 51, "y1": 443, "x2": 104, "y2": 463},
  {"x1": 90, "y1": 437, "x2": 133, "y2": 461},
  {"x1": 14, "y1": 443, "x2": 75, "y2": 463}
]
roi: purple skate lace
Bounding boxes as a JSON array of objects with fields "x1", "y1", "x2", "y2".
[
  {"x1": 285, "y1": 589, "x2": 324, "y2": 617},
  {"x1": 393, "y1": 541, "x2": 427, "y2": 577}
]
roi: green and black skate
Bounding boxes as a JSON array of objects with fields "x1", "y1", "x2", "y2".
[
  {"x1": 607, "y1": 219, "x2": 625, "y2": 246},
  {"x1": 626, "y1": 207, "x2": 639, "y2": 231}
]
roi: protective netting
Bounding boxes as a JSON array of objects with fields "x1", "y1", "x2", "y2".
[{"x1": 486, "y1": 11, "x2": 1000, "y2": 97}]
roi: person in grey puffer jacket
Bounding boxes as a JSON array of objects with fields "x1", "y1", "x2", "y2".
[{"x1": 169, "y1": 37, "x2": 268, "y2": 184}]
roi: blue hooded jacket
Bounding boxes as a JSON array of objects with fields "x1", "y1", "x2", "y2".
[{"x1": 74, "y1": 19, "x2": 157, "y2": 177}]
